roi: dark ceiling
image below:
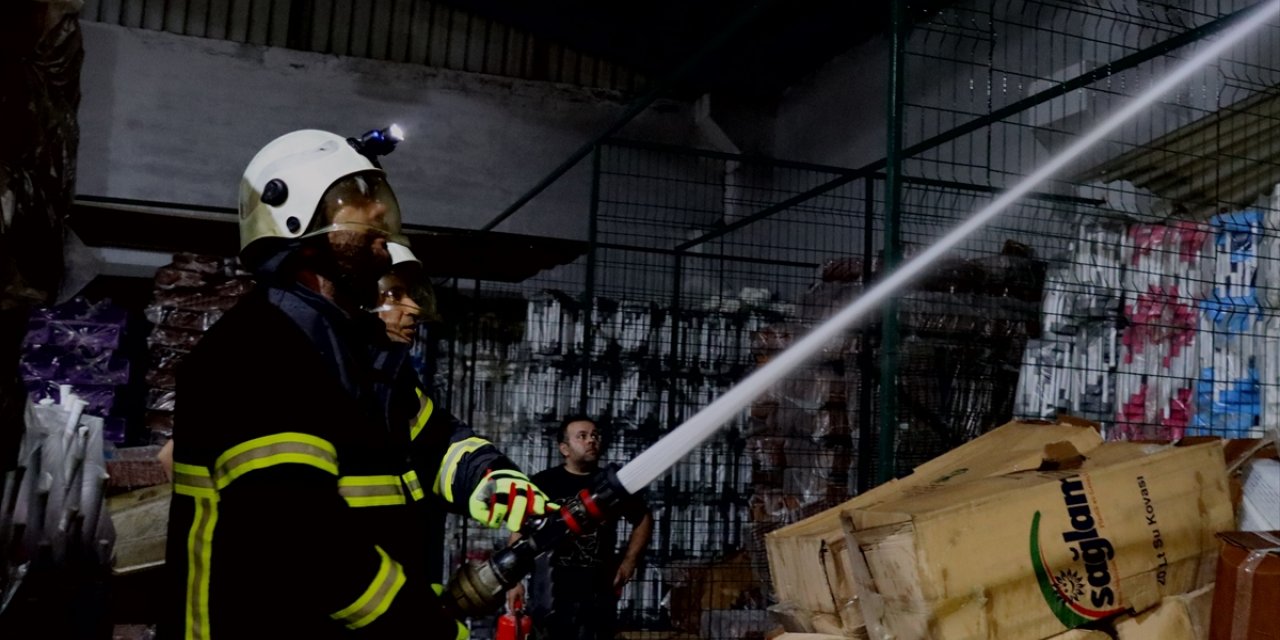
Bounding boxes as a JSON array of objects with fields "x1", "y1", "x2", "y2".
[{"x1": 436, "y1": 0, "x2": 955, "y2": 102}]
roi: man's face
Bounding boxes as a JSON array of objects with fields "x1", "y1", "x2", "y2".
[
  {"x1": 325, "y1": 198, "x2": 391, "y2": 281},
  {"x1": 559, "y1": 420, "x2": 601, "y2": 466},
  {"x1": 314, "y1": 173, "x2": 400, "y2": 282},
  {"x1": 376, "y1": 272, "x2": 421, "y2": 343}
]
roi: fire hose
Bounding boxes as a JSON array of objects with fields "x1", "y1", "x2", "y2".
[{"x1": 441, "y1": 0, "x2": 1280, "y2": 619}]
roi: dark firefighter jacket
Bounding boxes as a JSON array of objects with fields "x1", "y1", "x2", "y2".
[{"x1": 162, "y1": 283, "x2": 514, "y2": 639}]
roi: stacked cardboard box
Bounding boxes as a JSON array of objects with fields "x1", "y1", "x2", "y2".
[
  {"x1": 1208, "y1": 531, "x2": 1280, "y2": 640},
  {"x1": 142, "y1": 253, "x2": 253, "y2": 443},
  {"x1": 765, "y1": 418, "x2": 1234, "y2": 640}
]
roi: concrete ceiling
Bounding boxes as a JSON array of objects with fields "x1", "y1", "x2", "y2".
[{"x1": 435, "y1": 0, "x2": 955, "y2": 102}]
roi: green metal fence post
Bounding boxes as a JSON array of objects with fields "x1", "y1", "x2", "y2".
[{"x1": 878, "y1": 0, "x2": 907, "y2": 485}]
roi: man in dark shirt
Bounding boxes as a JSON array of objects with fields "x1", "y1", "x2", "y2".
[{"x1": 507, "y1": 416, "x2": 654, "y2": 640}]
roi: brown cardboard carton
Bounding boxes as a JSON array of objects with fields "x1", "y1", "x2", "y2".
[
  {"x1": 766, "y1": 419, "x2": 1104, "y2": 621},
  {"x1": 1209, "y1": 531, "x2": 1280, "y2": 640},
  {"x1": 1112, "y1": 584, "x2": 1213, "y2": 640},
  {"x1": 1046, "y1": 630, "x2": 1110, "y2": 639},
  {"x1": 848, "y1": 441, "x2": 1230, "y2": 640}
]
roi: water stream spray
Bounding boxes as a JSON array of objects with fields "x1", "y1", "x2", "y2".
[{"x1": 616, "y1": 0, "x2": 1280, "y2": 494}]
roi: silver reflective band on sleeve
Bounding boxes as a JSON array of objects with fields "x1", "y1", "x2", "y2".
[
  {"x1": 331, "y1": 546, "x2": 407, "y2": 630},
  {"x1": 411, "y1": 388, "x2": 434, "y2": 442},
  {"x1": 213, "y1": 432, "x2": 339, "y2": 490},
  {"x1": 174, "y1": 462, "x2": 218, "y2": 500},
  {"x1": 338, "y1": 475, "x2": 408, "y2": 507},
  {"x1": 401, "y1": 470, "x2": 425, "y2": 501},
  {"x1": 434, "y1": 437, "x2": 491, "y2": 503}
]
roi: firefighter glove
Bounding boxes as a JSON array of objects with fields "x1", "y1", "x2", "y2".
[{"x1": 468, "y1": 469, "x2": 557, "y2": 531}]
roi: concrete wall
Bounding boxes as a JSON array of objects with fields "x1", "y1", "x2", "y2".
[{"x1": 76, "y1": 22, "x2": 696, "y2": 241}]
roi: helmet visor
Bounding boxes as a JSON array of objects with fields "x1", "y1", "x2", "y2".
[{"x1": 304, "y1": 172, "x2": 406, "y2": 244}]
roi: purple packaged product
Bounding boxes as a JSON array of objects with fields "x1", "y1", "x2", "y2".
[
  {"x1": 47, "y1": 320, "x2": 123, "y2": 352},
  {"x1": 103, "y1": 416, "x2": 126, "y2": 443},
  {"x1": 49, "y1": 297, "x2": 127, "y2": 326},
  {"x1": 60, "y1": 351, "x2": 131, "y2": 386},
  {"x1": 24, "y1": 381, "x2": 118, "y2": 417},
  {"x1": 22, "y1": 318, "x2": 50, "y2": 348},
  {"x1": 18, "y1": 345, "x2": 63, "y2": 381}
]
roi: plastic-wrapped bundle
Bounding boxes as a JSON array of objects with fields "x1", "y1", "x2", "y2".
[
  {"x1": 145, "y1": 388, "x2": 177, "y2": 412},
  {"x1": 1255, "y1": 189, "x2": 1280, "y2": 308},
  {"x1": 1015, "y1": 338, "x2": 1063, "y2": 419},
  {"x1": 147, "y1": 278, "x2": 253, "y2": 314},
  {"x1": 1068, "y1": 218, "x2": 1125, "y2": 289},
  {"x1": 146, "y1": 326, "x2": 203, "y2": 352},
  {"x1": 1192, "y1": 306, "x2": 1264, "y2": 438},
  {"x1": 1260, "y1": 313, "x2": 1280, "y2": 428},
  {"x1": 1193, "y1": 362, "x2": 1262, "y2": 438},
  {"x1": 1208, "y1": 209, "x2": 1262, "y2": 304},
  {"x1": 1122, "y1": 221, "x2": 1211, "y2": 299}
]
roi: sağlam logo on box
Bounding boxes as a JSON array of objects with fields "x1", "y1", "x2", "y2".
[{"x1": 1030, "y1": 475, "x2": 1125, "y2": 628}]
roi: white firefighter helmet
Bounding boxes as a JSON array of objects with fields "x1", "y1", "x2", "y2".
[
  {"x1": 387, "y1": 241, "x2": 421, "y2": 268},
  {"x1": 238, "y1": 129, "x2": 405, "y2": 265}
]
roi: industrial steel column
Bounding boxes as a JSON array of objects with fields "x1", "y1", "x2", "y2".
[{"x1": 877, "y1": 0, "x2": 907, "y2": 485}]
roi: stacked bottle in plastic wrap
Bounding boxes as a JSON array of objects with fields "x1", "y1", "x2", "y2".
[
  {"x1": 142, "y1": 253, "x2": 254, "y2": 444},
  {"x1": 1017, "y1": 185, "x2": 1280, "y2": 439}
]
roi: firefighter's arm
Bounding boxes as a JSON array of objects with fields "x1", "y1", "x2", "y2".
[
  {"x1": 407, "y1": 388, "x2": 554, "y2": 530},
  {"x1": 213, "y1": 434, "x2": 465, "y2": 638}
]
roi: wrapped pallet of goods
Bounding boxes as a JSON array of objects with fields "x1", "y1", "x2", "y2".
[{"x1": 142, "y1": 252, "x2": 253, "y2": 444}]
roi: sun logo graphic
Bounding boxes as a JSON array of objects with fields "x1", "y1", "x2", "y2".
[{"x1": 1029, "y1": 475, "x2": 1126, "y2": 629}]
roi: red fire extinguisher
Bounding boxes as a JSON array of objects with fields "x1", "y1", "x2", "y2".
[{"x1": 496, "y1": 595, "x2": 533, "y2": 640}]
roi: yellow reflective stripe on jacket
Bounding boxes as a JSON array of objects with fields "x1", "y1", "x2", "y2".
[
  {"x1": 214, "y1": 432, "x2": 338, "y2": 490},
  {"x1": 338, "y1": 475, "x2": 407, "y2": 507},
  {"x1": 434, "y1": 437, "x2": 490, "y2": 503},
  {"x1": 410, "y1": 388, "x2": 434, "y2": 442},
  {"x1": 331, "y1": 546, "x2": 407, "y2": 630},
  {"x1": 174, "y1": 462, "x2": 218, "y2": 500},
  {"x1": 401, "y1": 470, "x2": 425, "y2": 501},
  {"x1": 184, "y1": 495, "x2": 218, "y2": 640}
]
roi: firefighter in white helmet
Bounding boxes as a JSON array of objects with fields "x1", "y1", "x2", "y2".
[
  {"x1": 373, "y1": 242, "x2": 555, "y2": 581},
  {"x1": 164, "y1": 129, "x2": 550, "y2": 639}
]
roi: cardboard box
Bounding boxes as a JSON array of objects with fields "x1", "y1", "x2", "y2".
[
  {"x1": 1113, "y1": 584, "x2": 1213, "y2": 640},
  {"x1": 848, "y1": 441, "x2": 1230, "y2": 640},
  {"x1": 766, "y1": 418, "x2": 1104, "y2": 626},
  {"x1": 1209, "y1": 531, "x2": 1280, "y2": 640},
  {"x1": 1047, "y1": 630, "x2": 1110, "y2": 639}
]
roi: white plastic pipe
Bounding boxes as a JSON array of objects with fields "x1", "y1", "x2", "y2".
[{"x1": 617, "y1": 0, "x2": 1280, "y2": 494}]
